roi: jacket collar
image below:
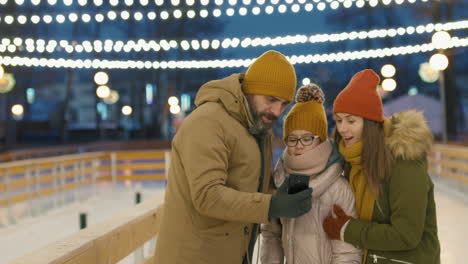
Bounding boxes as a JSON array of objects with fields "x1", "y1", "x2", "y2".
[{"x1": 385, "y1": 110, "x2": 433, "y2": 160}]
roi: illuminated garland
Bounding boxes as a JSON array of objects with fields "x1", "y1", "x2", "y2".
[
  {"x1": 0, "y1": 0, "x2": 431, "y2": 24},
  {"x1": 1, "y1": 20, "x2": 465, "y2": 54},
  {"x1": 0, "y1": 36, "x2": 466, "y2": 69}
]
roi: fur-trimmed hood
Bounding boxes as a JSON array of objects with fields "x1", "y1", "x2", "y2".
[{"x1": 385, "y1": 110, "x2": 433, "y2": 160}]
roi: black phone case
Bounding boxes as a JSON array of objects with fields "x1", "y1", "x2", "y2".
[{"x1": 288, "y1": 173, "x2": 310, "y2": 194}]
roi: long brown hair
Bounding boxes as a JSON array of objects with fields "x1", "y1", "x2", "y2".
[{"x1": 333, "y1": 119, "x2": 392, "y2": 197}]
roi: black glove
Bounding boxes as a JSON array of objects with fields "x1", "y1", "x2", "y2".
[{"x1": 268, "y1": 180, "x2": 313, "y2": 219}]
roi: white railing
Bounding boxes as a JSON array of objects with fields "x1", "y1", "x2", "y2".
[
  {"x1": 428, "y1": 143, "x2": 468, "y2": 184},
  {"x1": 0, "y1": 150, "x2": 169, "y2": 227},
  {"x1": 10, "y1": 198, "x2": 163, "y2": 264}
]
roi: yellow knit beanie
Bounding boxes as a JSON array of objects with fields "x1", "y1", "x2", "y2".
[
  {"x1": 283, "y1": 84, "x2": 328, "y2": 142},
  {"x1": 243, "y1": 50, "x2": 296, "y2": 102}
]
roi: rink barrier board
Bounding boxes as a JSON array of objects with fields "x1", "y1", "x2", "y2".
[
  {"x1": 0, "y1": 152, "x2": 110, "y2": 207},
  {"x1": 0, "y1": 152, "x2": 107, "y2": 170},
  {"x1": 9, "y1": 193, "x2": 29, "y2": 205},
  {"x1": 63, "y1": 182, "x2": 77, "y2": 191},
  {"x1": 429, "y1": 168, "x2": 468, "y2": 184},
  {"x1": 4, "y1": 166, "x2": 27, "y2": 176},
  {"x1": 6, "y1": 164, "x2": 90, "y2": 194},
  {"x1": 10, "y1": 197, "x2": 163, "y2": 264},
  {"x1": 116, "y1": 174, "x2": 166, "y2": 181},
  {"x1": 38, "y1": 174, "x2": 54, "y2": 184},
  {"x1": 428, "y1": 144, "x2": 468, "y2": 184},
  {"x1": 436, "y1": 159, "x2": 468, "y2": 173},
  {"x1": 115, "y1": 151, "x2": 166, "y2": 159},
  {"x1": 7, "y1": 144, "x2": 467, "y2": 202},
  {"x1": 434, "y1": 146, "x2": 468, "y2": 158},
  {"x1": 38, "y1": 187, "x2": 55, "y2": 197},
  {"x1": 0, "y1": 150, "x2": 170, "y2": 208},
  {"x1": 117, "y1": 162, "x2": 165, "y2": 170},
  {"x1": 118, "y1": 169, "x2": 165, "y2": 175},
  {"x1": 0, "y1": 139, "x2": 170, "y2": 162},
  {"x1": 98, "y1": 164, "x2": 112, "y2": 173},
  {"x1": 9, "y1": 178, "x2": 27, "y2": 190},
  {"x1": 97, "y1": 176, "x2": 112, "y2": 182}
]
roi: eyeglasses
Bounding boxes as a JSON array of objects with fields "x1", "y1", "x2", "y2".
[{"x1": 285, "y1": 135, "x2": 319, "y2": 147}]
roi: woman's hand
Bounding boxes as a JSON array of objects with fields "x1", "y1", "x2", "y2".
[{"x1": 323, "y1": 204, "x2": 352, "y2": 240}]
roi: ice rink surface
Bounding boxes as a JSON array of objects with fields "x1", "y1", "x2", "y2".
[{"x1": 0, "y1": 177, "x2": 467, "y2": 264}]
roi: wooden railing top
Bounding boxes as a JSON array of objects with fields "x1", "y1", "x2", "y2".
[
  {"x1": 432, "y1": 143, "x2": 468, "y2": 159},
  {"x1": 10, "y1": 196, "x2": 163, "y2": 264},
  {"x1": 432, "y1": 143, "x2": 468, "y2": 150},
  {"x1": 0, "y1": 152, "x2": 108, "y2": 170},
  {"x1": 0, "y1": 148, "x2": 172, "y2": 171},
  {"x1": 0, "y1": 139, "x2": 171, "y2": 162}
]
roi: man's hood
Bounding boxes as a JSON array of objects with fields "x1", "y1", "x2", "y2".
[{"x1": 194, "y1": 73, "x2": 254, "y2": 129}]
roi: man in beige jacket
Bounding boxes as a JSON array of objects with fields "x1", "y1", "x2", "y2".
[{"x1": 154, "y1": 50, "x2": 313, "y2": 264}]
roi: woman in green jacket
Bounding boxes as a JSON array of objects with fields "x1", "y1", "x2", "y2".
[{"x1": 323, "y1": 69, "x2": 440, "y2": 264}]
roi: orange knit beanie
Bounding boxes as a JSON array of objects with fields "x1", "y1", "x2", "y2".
[
  {"x1": 333, "y1": 69, "x2": 384, "y2": 122},
  {"x1": 243, "y1": 50, "x2": 296, "y2": 102},
  {"x1": 283, "y1": 84, "x2": 328, "y2": 142}
]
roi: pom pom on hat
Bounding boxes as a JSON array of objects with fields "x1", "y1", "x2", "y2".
[
  {"x1": 284, "y1": 83, "x2": 328, "y2": 142},
  {"x1": 295, "y1": 84, "x2": 325, "y2": 104}
]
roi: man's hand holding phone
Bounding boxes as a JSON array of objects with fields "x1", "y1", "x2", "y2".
[
  {"x1": 288, "y1": 173, "x2": 310, "y2": 194},
  {"x1": 268, "y1": 174, "x2": 313, "y2": 219}
]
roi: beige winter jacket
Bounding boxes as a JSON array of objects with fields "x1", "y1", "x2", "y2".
[
  {"x1": 261, "y1": 141, "x2": 362, "y2": 264},
  {"x1": 154, "y1": 74, "x2": 274, "y2": 264}
]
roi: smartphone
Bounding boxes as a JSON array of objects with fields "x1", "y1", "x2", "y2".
[{"x1": 288, "y1": 173, "x2": 310, "y2": 194}]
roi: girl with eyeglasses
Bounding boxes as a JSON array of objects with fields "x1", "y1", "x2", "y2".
[{"x1": 261, "y1": 84, "x2": 362, "y2": 264}]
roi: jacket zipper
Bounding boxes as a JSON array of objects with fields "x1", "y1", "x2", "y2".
[
  {"x1": 370, "y1": 254, "x2": 386, "y2": 263},
  {"x1": 375, "y1": 201, "x2": 384, "y2": 215},
  {"x1": 247, "y1": 135, "x2": 266, "y2": 264},
  {"x1": 369, "y1": 254, "x2": 414, "y2": 264},
  {"x1": 390, "y1": 259, "x2": 414, "y2": 264}
]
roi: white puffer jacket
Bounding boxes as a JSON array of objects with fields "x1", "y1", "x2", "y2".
[{"x1": 261, "y1": 143, "x2": 362, "y2": 264}]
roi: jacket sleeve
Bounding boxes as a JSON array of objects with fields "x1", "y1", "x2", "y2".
[
  {"x1": 175, "y1": 115, "x2": 272, "y2": 224},
  {"x1": 260, "y1": 218, "x2": 284, "y2": 264},
  {"x1": 330, "y1": 179, "x2": 362, "y2": 264},
  {"x1": 344, "y1": 159, "x2": 429, "y2": 251}
]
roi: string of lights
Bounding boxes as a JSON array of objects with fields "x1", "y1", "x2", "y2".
[
  {"x1": 0, "y1": 0, "x2": 432, "y2": 25},
  {"x1": 2, "y1": 0, "x2": 337, "y2": 7},
  {"x1": 0, "y1": 20, "x2": 465, "y2": 54},
  {"x1": 0, "y1": 36, "x2": 466, "y2": 70},
  {"x1": 0, "y1": 0, "x2": 432, "y2": 8}
]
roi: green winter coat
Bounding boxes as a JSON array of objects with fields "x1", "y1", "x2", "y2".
[
  {"x1": 344, "y1": 110, "x2": 440, "y2": 264},
  {"x1": 154, "y1": 74, "x2": 274, "y2": 264}
]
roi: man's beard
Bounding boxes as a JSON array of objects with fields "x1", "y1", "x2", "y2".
[{"x1": 248, "y1": 102, "x2": 277, "y2": 136}]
